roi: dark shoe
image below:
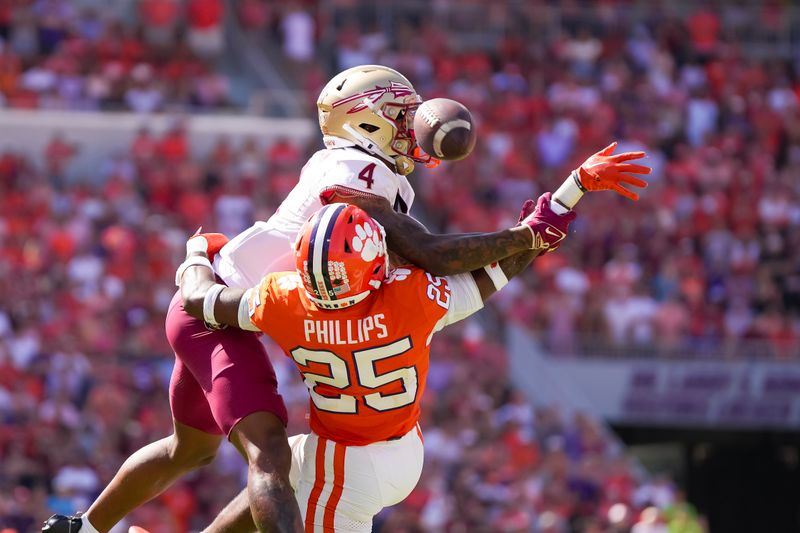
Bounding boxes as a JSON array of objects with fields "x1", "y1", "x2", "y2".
[{"x1": 42, "y1": 514, "x2": 83, "y2": 533}]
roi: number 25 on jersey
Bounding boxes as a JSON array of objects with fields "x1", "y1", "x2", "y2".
[{"x1": 290, "y1": 336, "x2": 417, "y2": 414}]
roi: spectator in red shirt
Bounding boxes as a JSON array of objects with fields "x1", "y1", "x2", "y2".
[
  {"x1": 266, "y1": 137, "x2": 301, "y2": 170},
  {"x1": 140, "y1": 0, "x2": 179, "y2": 48},
  {"x1": 186, "y1": 0, "x2": 224, "y2": 59},
  {"x1": 130, "y1": 126, "x2": 158, "y2": 165},
  {"x1": 157, "y1": 124, "x2": 189, "y2": 164},
  {"x1": 686, "y1": 8, "x2": 721, "y2": 57},
  {"x1": 43, "y1": 132, "x2": 77, "y2": 184},
  {"x1": 0, "y1": 44, "x2": 21, "y2": 97},
  {"x1": 237, "y1": 0, "x2": 271, "y2": 33}
]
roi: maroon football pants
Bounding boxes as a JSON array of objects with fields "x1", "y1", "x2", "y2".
[{"x1": 165, "y1": 291, "x2": 287, "y2": 436}]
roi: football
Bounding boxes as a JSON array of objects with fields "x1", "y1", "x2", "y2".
[{"x1": 414, "y1": 98, "x2": 477, "y2": 161}]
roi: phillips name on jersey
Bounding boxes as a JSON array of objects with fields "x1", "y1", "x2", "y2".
[{"x1": 303, "y1": 313, "x2": 389, "y2": 345}]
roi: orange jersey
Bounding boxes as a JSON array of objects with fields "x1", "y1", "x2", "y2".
[{"x1": 248, "y1": 267, "x2": 450, "y2": 446}]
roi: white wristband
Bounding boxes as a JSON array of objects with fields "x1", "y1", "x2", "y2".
[
  {"x1": 175, "y1": 256, "x2": 213, "y2": 286},
  {"x1": 186, "y1": 235, "x2": 209, "y2": 255},
  {"x1": 552, "y1": 171, "x2": 585, "y2": 212},
  {"x1": 203, "y1": 284, "x2": 226, "y2": 327},
  {"x1": 483, "y1": 262, "x2": 509, "y2": 291}
]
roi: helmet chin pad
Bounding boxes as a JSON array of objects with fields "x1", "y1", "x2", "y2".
[{"x1": 307, "y1": 289, "x2": 372, "y2": 309}]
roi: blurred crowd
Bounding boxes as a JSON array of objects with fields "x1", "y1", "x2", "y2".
[
  {"x1": 0, "y1": 0, "x2": 229, "y2": 111},
  {"x1": 296, "y1": 0, "x2": 800, "y2": 359},
  {"x1": 0, "y1": 130, "x2": 701, "y2": 532},
  {"x1": 10, "y1": 0, "x2": 800, "y2": 531}
]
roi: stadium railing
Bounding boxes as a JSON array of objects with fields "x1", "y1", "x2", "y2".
[
  {"x1": 509, "y1": 325, "x2": 800, "y2": 430},
  {"x1": 0, "y1": 109, "x2": 316, "y2": 182}
]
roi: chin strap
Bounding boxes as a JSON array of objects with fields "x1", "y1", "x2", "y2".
[{"x1": 307, "y1": 289, "x2": 372, "y2": 310}]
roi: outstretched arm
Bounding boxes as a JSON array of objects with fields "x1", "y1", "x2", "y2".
[
  {"x1": 472, "y1": 193, "x2": 576, "y2": 301},
  {"x1": 430, "y1": 193, "x2": 576, "y2": 330},
  {"x1": 345, "y1": 194, "x2": 533, "y2": 276},
  {"x1": 333, "y1": 142, "x2": 649, "y2": 276}
]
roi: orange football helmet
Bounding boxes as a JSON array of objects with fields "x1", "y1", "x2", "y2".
[{"x1": 295, "y1": 203, "x2": 388, "y2": 309}]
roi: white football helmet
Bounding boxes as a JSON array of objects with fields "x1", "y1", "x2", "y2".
[{"x1": 317, "y1": 64, "x2": 433, "y2": 175}]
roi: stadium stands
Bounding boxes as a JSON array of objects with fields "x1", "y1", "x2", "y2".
[
  {"x1": 0, "y1": 0, "x2": 229, "y2": 112},
  {"x1": 305, "y1": 0, "x2": 800, "y2": 360},
  {"x1": 7, "y1": 0, "x2": 800, "y2": 531},
  {"x1": 0, "y1": 122, "x2": 694, "y2": 532}
]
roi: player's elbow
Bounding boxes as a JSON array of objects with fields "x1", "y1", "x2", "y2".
[{"x1": 181, "y1": 285, "x2": 206, "y2": 320}]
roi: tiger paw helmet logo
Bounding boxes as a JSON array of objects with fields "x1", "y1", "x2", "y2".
[{"x1": 351, "y1": 223, "x2": 385, "y2": 262}]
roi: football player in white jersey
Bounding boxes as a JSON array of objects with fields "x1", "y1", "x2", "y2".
[
  {"x1": 218, "y1": 65, "x2": 529, "y2": 288},
  {"x1": 44, "y1": 65, "x2": 649, "y2": 533},
  {"x1": 217, "y1": 65, "x2": 649, "y2": 289}
]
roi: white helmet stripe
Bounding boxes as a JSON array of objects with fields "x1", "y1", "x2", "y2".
[{"x1": 311, "y1": 204, "x2": 343, "y2": 301}]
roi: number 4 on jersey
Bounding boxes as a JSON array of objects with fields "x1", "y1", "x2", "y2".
[{"x1": 358, "y1": 163, "x2": 376, "y2": 189}]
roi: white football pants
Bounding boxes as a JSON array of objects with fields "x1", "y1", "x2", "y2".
[{"x1": 288, "y1": 426, "x2": 424, "y2": 532}]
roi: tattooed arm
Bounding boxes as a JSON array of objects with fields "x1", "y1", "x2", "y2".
[
  {"x1": 427, "y1": 193, "x2": 575, "y2": 331},
  {"x1": 334, "y1": 194, "x2": 533, "y2": 276}
]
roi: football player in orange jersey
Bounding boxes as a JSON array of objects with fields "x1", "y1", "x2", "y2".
[
  {"x1": 175, "y1": 196, "x2": 575, "y2": 532},
  {"x1": 43, "y1": 64, "x2": 648, "y2": 533},
  {"x1": 42, "y1": 64, "x2": 649, "y2": 533}
]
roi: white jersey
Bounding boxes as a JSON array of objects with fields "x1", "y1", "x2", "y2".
[{"x1": 216, "y1": 146, "x2": 415, "y2": 288}]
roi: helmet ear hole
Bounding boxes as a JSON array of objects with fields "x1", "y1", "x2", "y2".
[
  {"x1": 344, "y1": 240, "x2": 352, "y2": 253},
  {"x1": 373, "y1": 265, "x2": 381, "y2": 274},
  {"x1": 359, "y1": 123, "x2": 380, "y2": 133}
]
